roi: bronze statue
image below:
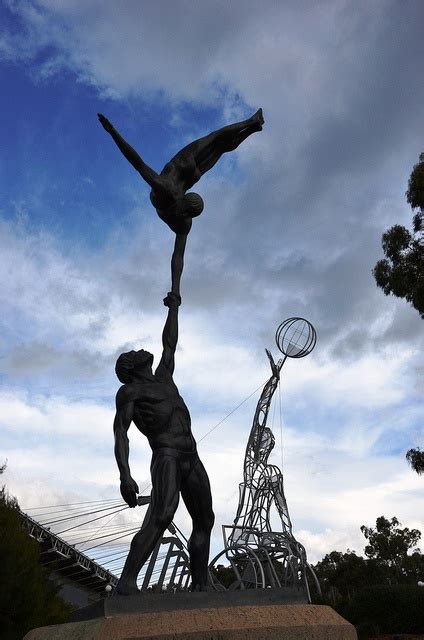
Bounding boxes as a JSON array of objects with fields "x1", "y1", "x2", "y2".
[
  {"x1": 98, "y1": 109, "x2": 264, "y2": 234},
  {"x1": 113, "y1": 234, "x2": 215, "y2": 595},
  {"x1": 101, "y1": 109, "x2": 264, "y2": 594}
]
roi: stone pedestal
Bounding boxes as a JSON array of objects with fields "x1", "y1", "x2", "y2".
[{"x1": 24, "y1": 590, "x2": 357, "y2": 640}]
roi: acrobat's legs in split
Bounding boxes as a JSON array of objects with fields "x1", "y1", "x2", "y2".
[{"x1": 170, "y1": 109, "x2": 264, "y2": 178}]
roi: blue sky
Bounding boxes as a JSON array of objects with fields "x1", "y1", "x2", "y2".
[{"x1": 1, "y1": 0, "x2": 423, "y2": 568}]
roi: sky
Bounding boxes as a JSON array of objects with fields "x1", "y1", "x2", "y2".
[{"x1": 1, "y1": 0, "x2": 423, "y2": 571}]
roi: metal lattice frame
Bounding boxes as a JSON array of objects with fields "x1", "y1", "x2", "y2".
[
  {"x1": 209, "y1": 320, "x2": 320, "y2": 599},
  {"x1": 139, "y1": 531, "x2": 191, "y2": 592}
]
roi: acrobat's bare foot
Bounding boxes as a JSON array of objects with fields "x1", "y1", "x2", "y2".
[
  {"x1": 113, "y1": 582, "x2": 141, "y2": 596},
  {"x1": 253, "y1": 108, "x2": 264, "y2": 127}
]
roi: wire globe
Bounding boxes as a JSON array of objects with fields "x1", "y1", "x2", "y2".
[{"x1": 275, "y1": 318, "x2": 316, "y2": 358}]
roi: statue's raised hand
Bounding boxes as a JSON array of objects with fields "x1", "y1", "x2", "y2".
[
  {"x1": 265, "y1": 348, "x2": 280, "y2": 379},
  {"x1": 97, "y1": 113, "x2": 114, "y2": 134}
]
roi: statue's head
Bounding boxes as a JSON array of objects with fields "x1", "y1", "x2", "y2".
[
  {"x1": 115, "y1": 349, "x2": 154, "y2": 384},
  {"x1": 181, "y1": 192, "x2": 204, "y2": 218}
]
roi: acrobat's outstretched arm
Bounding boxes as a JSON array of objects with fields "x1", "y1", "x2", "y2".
[
  {"x1": 97, "y1": 113, "x2": 162, "y2": 191},
  {"x1": 156, "y1": 234, "x2": 187, "y2": 377},
  {"x1": 170, "y1": 233, "x2": 187, "y2": 299}
]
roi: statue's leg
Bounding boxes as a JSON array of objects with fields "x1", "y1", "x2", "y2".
[
  {"x1": 181, "y1": 459, "x2": 215, "y2": 591},
  {"x1": 167, "y1": 109, "x2": 264, "y2": 189},
  {"x1": 189, "y1": 109, "x2": 263, "y2": 173},
  {"x1": 115, "y1": 455, "x2": 180, "y2": 595},
  {"x1": 203, "y1": 108, "x2": 264, "y2": 141}
]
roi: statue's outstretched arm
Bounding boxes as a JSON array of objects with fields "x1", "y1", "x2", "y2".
[
  {"x1": 97, "y1": 113, "x2": 161, "y2": 190},
  {"x1": 156, "y1": 234, "x2": 187, "y2": 377},
  {"x1": 170, "y1": 233, "x2": 187, "y2": 298},
  {"x1": 157, "y1": 292, "x2": 180, "y2": 377},
  {"x1": 244, "y1": 350, "x2": 283, "y2": 463},
  {"x1": 265, "y1": 348, "x2": 283, "y2": 378}
]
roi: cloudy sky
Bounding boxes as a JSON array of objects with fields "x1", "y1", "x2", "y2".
[{"x1": 1, "y1": 0, "x2": 423, "y2": 571}]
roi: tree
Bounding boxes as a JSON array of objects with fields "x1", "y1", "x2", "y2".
[
  {"x1": 373, "y1": 152, "x2": 424, "y2": 318},
  {"x1": 313, "y1": 516, "x2": 424, "y2": 637},
  {"x1": 406, "y1": 447, "x2": 424, "y2": 475},
  {"x1": 0, "y1": 464, "x2": 70, "y2": 640},
  {"x1": 313, "y1": 550, "x2": 386, "y2": 604},
  {"x1": 314, "y1": 516, "x2": 424, "y2": 600},
  {"x1": 360, "y1": 515, "x2": 422, "y2": 583}
]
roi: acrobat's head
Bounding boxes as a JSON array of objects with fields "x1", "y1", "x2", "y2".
[
  {"x1": 115, "y1": 349, "x2": 154, "y2": 384},
  {"x1": 181, "y1": 192, "x2": 204, "y2": 218}
]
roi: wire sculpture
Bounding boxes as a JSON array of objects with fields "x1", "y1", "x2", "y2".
[{"x1": 209, "y1": 319, "x2": 320, "y2": 600}]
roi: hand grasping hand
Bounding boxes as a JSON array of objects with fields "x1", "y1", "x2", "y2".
[{"x1": 163, "y1": 292, "x2": 181, "y2": 308}]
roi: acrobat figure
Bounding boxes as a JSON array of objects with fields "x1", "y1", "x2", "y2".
[
  {"x1": 98, "y1": 109, "x2": 264, "y2": 234},
  {"x1": 231, "y1": 349, "x2": 293, "y2": 540},
  {"x1": 113, "y1": 234, "x2": 214, "y2": 595}
]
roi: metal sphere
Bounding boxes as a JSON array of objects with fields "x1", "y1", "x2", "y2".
[{"x1": 275, "y1": 318, "x2": 316, "y2": 358}]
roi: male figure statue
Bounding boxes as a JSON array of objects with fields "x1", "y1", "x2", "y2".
[{"x1": 113, "y1": 234, "x2": 214, "y2": 595}]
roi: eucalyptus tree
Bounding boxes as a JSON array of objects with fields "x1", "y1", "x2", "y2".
[{"x1": 373, "y1": 152, "x2": 424, "y2": 318}]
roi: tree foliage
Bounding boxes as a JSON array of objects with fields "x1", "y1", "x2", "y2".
[
  {"x1": 406, "y1": 447, "x2": 424, "y2": 475},
  {"x1": 0, "y1": 465, "x2": 71, "y2": 640},
  {"x1": 313, "y1": 516, "x2": 424, "y2": 637},
  {"x1": 313, "y1": 550, "x2": 386, "y2": 603},
  {"x1": 373, "y1": 152, "x2": 424, "y2": 318},
  {"x1": 361, "y1": 516, "x2": 420, "y2": 562},
  {"x1": 339, "y1": 585, "x2": 424, "y2": 638}
]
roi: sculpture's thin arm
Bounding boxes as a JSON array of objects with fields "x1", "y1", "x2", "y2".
[
  {"x1": 98, "y1": 114, "x2": 162, "y2": 191},
  {"x1": 156, "y1": 234, "x2": 187, "y2": 377},
  {"x1": 245, "y1": 352, "x2": 283, "y2": 464},
  {"x1": 109, "y1": 128, "x2": 160, "y2": 187},
  {"x1": 171, "y1": 233, "x2": 187, "y2": 299}
]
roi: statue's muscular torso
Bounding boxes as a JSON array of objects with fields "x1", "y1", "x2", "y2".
[{"x1": 116, "y1": 374, "x2": 196, "y2": 452}]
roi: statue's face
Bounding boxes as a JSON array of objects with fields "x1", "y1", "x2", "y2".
[
  {"x1": 133, "y1": 349, "x2": 154, "y2": 370},
  {"x1": 115, "y1": 349, "x2": 154, "y2": 383}
]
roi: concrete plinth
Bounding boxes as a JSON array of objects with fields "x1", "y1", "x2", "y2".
[{"x1": 24, "y1": 603, "x2": 357, "y2": 639}]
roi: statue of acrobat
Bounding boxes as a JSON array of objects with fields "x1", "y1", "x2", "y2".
[
  {"x1": 100, "y1": 109, "x2": 264, "y2": 594},
  {"x1": 98, "y1": 108, "x2": 264, "y2": 234}
]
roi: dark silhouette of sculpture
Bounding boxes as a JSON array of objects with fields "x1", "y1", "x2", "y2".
[
  {"x1": 102, "y1": 109, "x2": 264, "y2": 595},
  {"x1": 98, "y1": 109, "x2": 264, "y2": 234},
  {"x1": 113, "y1": 235, "x2": 214, "y2": 595}
]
